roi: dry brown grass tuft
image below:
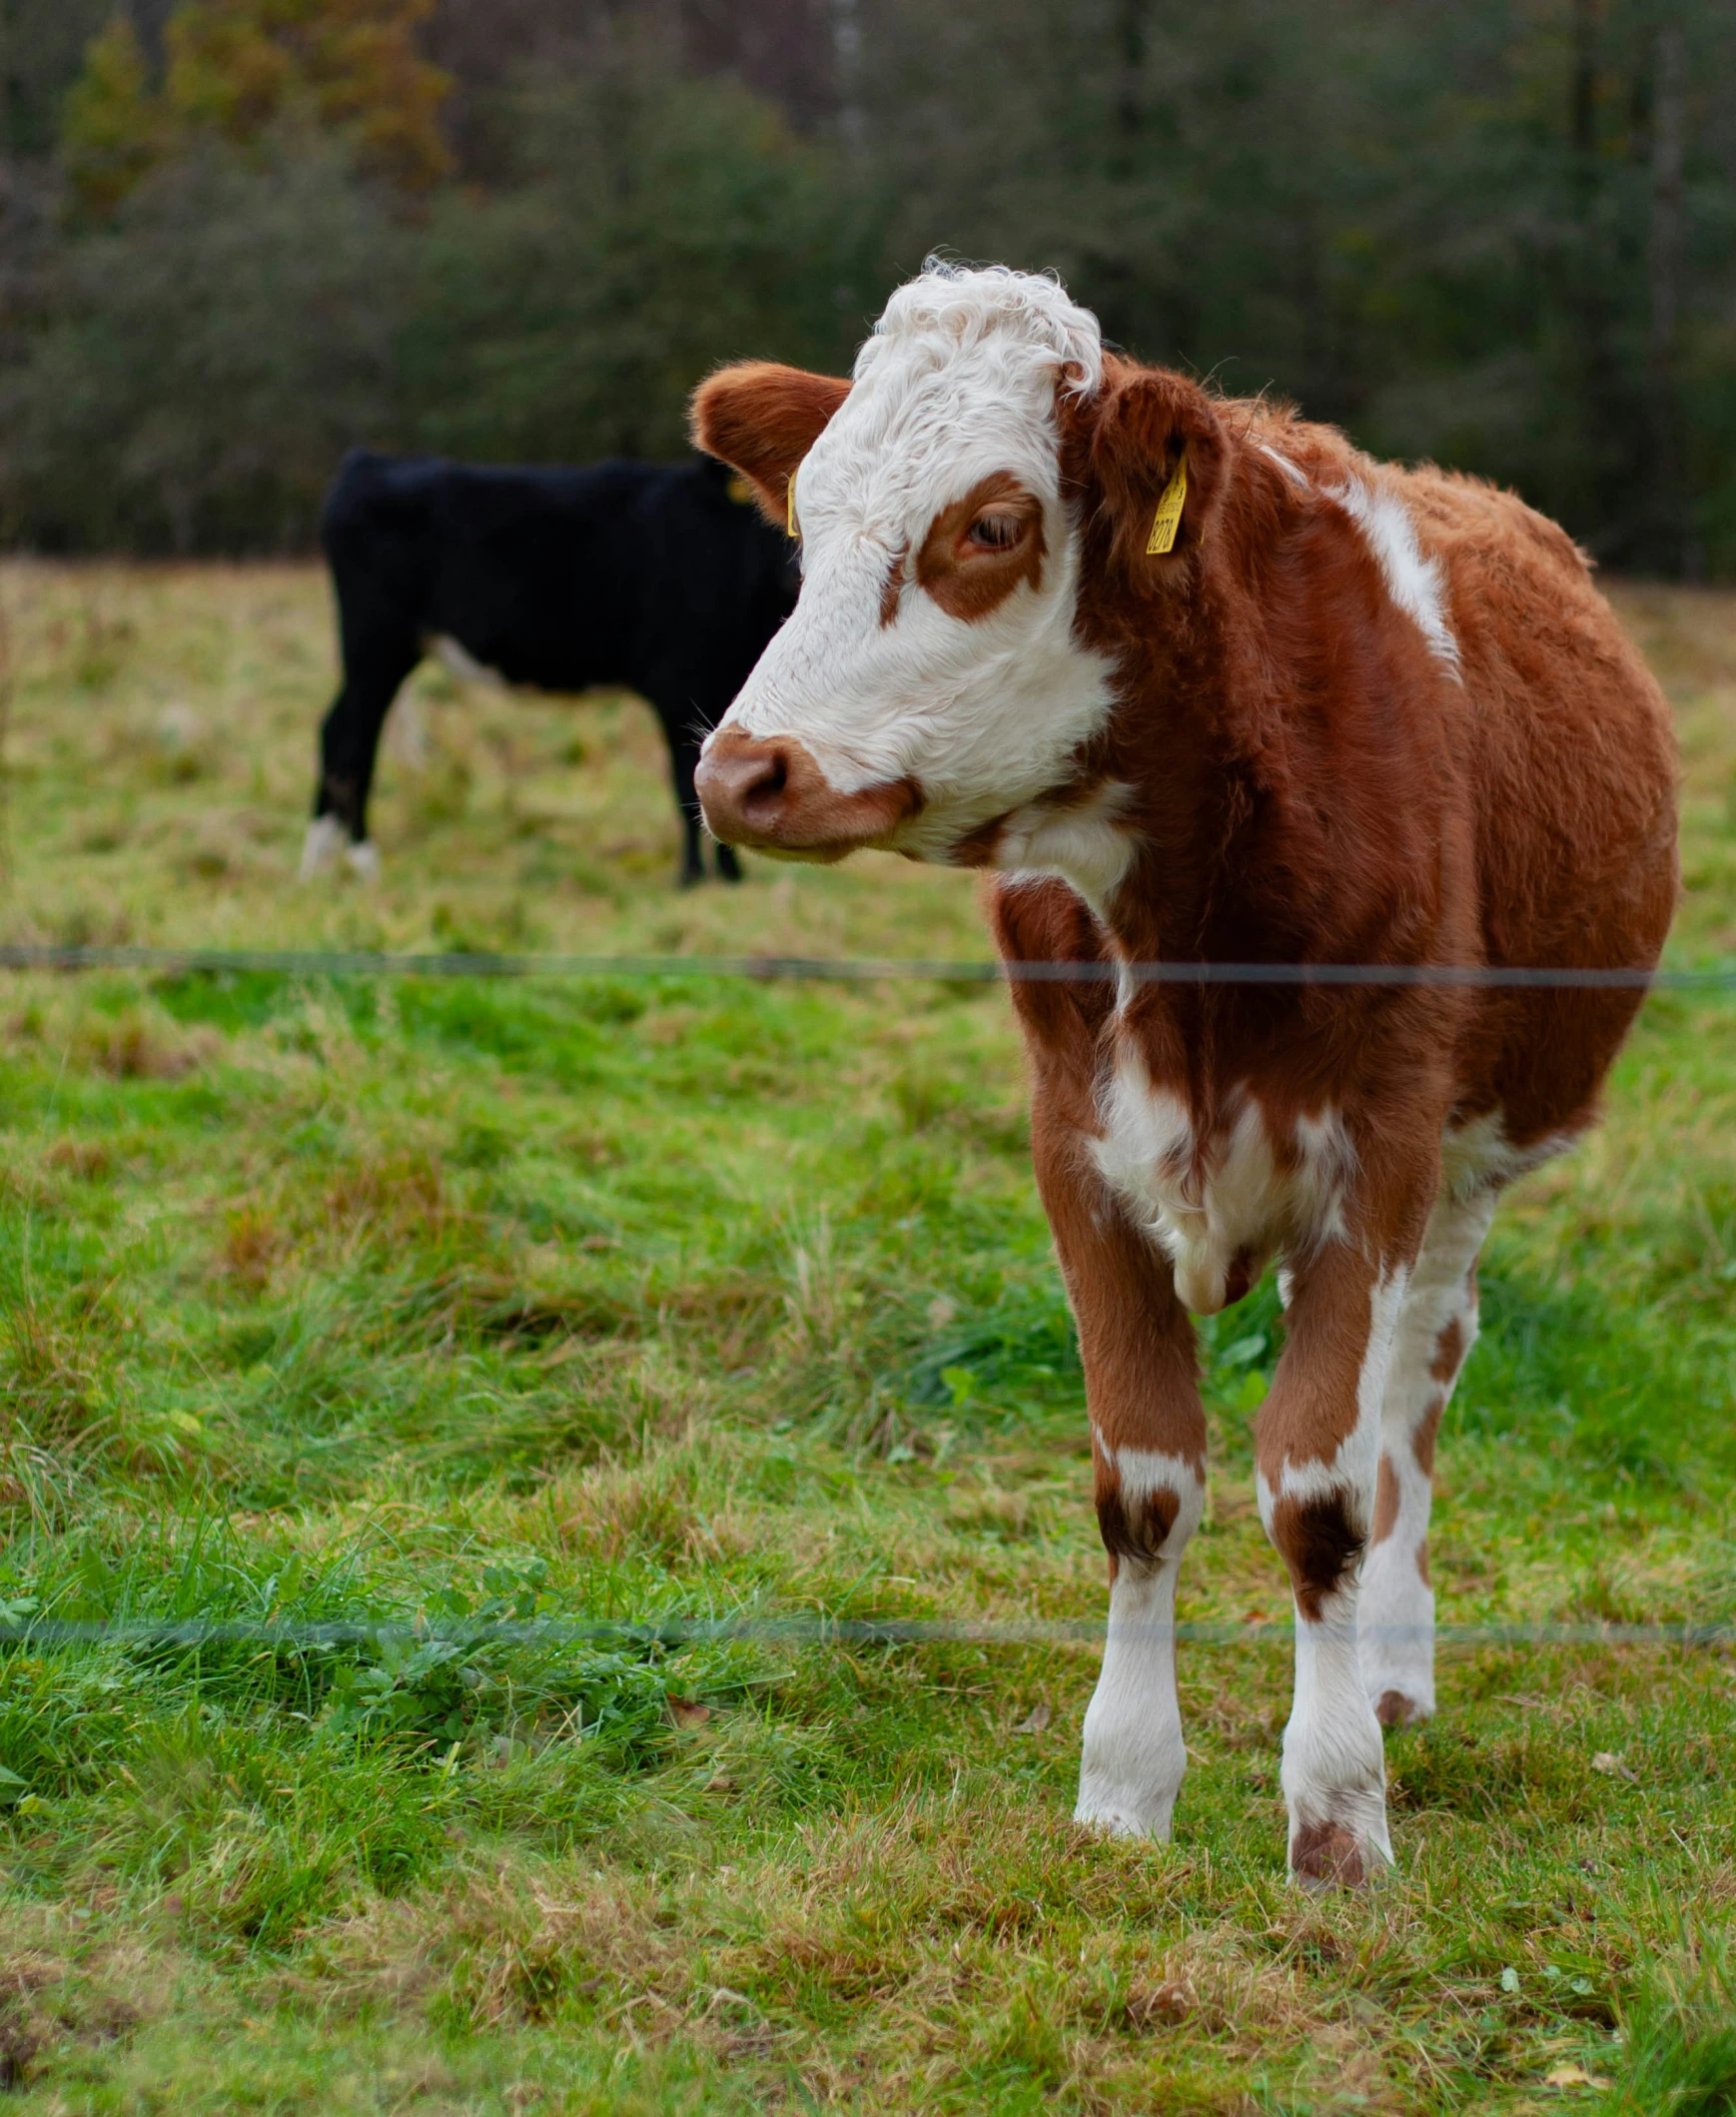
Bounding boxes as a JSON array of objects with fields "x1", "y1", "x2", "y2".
[
  {"x1": 323, "y1": 1146, "x2": 454, "y2": 1244},
  {"x1": 45, "y1": 1138, "x2": 113, "y2": 1181},
  {"x1": 549, "y1": 1440, "x2": 752, "y2": 1567},
  {"x1": 219, "y1": 1205, "x2": 280, "y2": 1291},
  {"x1": 76, "y1": 1009, "x2": 216, "y2": 1082}
]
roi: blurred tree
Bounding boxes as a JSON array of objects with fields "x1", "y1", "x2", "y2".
[
  {"x1": 62, "y1": 0, "x2": 451, "y2": 214},
  {"x1": 0, "y1": 133, "x2": 407, "y2": 548},
  {"x1": 399, "y1": 59, "x2": 881, "y2": 463},
  {"x1": 0, "y1": 0, "x2": 1729, "y2": 569},
  {"x1": 0, "y1": 0, "x2": 114, "y2": 158},
  {"x1": 58, "y1": 17, "x2": 170, "y2": 217}
]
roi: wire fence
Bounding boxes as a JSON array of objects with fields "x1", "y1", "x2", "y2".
[
  {"x1": 0, "y1": 941, "x2": 1734, "y2": 991},
  {"x1": 0, "y1": 1615, "x2": 1729, "y2": 1652}
]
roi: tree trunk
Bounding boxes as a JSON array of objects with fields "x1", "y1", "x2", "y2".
[{"x1": 1648, "y1": 19, "x2": 1690, "y2": 576}]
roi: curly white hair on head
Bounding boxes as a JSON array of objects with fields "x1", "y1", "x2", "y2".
[{"x1": 856, "y1": 259, "x2": 1104, "y2": 399}]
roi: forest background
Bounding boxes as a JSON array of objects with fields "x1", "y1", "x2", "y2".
[{"x1": 0, "y1": 0, "x2": 1730, "y2": 575}]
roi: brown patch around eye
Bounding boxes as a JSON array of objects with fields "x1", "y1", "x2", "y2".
[{"x1": 916, "y1": 472, "x2": 1046, "y2": 624}]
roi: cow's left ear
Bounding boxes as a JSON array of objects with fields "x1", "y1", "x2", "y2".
[
  {"x1": 690, "y1": 362, "x2": 852, "y2": 530},
  {"x1": 1066, "y1": 363, "x2": 1230, "y2": 590}
]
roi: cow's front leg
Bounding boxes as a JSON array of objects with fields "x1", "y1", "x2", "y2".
[
  {"x1": 992, "y1": 880, "x2": 1205, "y2": 1839},
  {"x1": 1029, "y1": 1077, "x2": 1204, "y2": 1839},
  {"x1": 1257, "y1": 1178, "x2": 1432, "y2": 1884},
  {"x1": 1079, "y1": 1364, "x2": 1205, "y2": 1838}
]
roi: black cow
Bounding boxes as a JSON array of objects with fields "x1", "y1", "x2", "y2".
[{"x1": 304, "y1": 449, "x2": 798, "y2": 886}]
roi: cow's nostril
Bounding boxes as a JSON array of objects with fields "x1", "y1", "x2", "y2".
[
  {"x1": 696, "y1": 736, "x2": 796, "y2": 840},
  {"x1": 744, "y1": 750, "x2": 788, "y2": 804}
]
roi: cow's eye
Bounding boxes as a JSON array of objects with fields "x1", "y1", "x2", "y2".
[{"x1": 966, "y1": 512, "x2": 1025, "y2": 551}]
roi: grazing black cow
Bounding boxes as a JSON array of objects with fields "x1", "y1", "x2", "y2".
[{"x1": 304, "y1": 449, "x2": 798, "y2": 886}]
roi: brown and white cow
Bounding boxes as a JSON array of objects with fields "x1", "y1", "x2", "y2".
[{"x1": 689, "y1": 265, "x2": 1677, "y2": 1884}]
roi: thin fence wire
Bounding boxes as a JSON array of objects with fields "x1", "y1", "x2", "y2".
[
  {"x1": 0, "y1": 1616, "x2": 1729, "y2": 1652},
  {"x1": 0, "y1": 942, "x2": 1733, "y2": 991}
]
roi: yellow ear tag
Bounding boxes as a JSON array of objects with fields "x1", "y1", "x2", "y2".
[
  {"x1": 1145, "y1": 455, "x2": 1188, "y2": 556},
  {"x1": 786, "y1": 464, "x2": 799, "y2": 539}
]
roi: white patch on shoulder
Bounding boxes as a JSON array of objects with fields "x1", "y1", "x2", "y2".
[
  {"x1": 433, "y1": 633, "x2": 509, "y2": 691},
  {"x1": 1328, "y1": 476, "x2": 1460, "y2": 676},
  {"x1": 994, "y1": 780, "x2": 1137, "y2": 921},
  {"x1": 1259, "y1": 444, "x2": 1309, "y2": 490},
  {"x1": 1092, "y1": 1051, "x2": 1356, "y2": 1316}
]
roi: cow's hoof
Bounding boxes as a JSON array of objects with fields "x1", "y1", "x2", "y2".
[
  {"x1": 1074, "y1": 1780, "x2": 1178, "y2": 1842},
  {"x1": 345, "y1": 839, "x2": 381, "y2": 882},
  {"x1": 300, "y1": 815, "x2": 348, "y2": 879},
  {"x1": 1373, "y1": 1687, "x2": 1427, "y2": 1730},
  {"x1": 1291, "y1": 1820, "x2": 1371, "y2": 1888},
  {"x1": 1289, "y1": 1817, "x2": 1391, "y2": 1890}
]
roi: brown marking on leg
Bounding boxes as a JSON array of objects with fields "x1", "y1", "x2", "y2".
[
  {"x1": 1371, "y1": 1456, "x2": 1400, "y2": 1546},
  {"x1": 1430, "y1": 1317, "x2": 1463, "y2": 1383},
  {"x1": 1374, "y1": 1688, "x2": 1419, "y2": 1730},
  {"x1": 1416, "y1": 1537, "x2": 1429, "y2": 1587},
  {"x1": 1413, "y1": 1394, "x2": 1444, "y2": 1478},
  {"x1": 1291, "y1": 1819, "x2": 1367, "y2": 1887},
  {"x1": 1096, "y1": 1478, "x2": 1182, "y2": 1566},
  {"x1": 1270, "y1": 1493, "x2": 1365, "y2": 1623}
]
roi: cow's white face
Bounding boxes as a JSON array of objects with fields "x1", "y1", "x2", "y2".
[{"x1": 691, "y1": 269, "x2": 1125, "y2": 877}]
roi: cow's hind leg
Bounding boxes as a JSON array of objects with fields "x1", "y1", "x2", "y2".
[{"x1": 1358, "y1": 1188, "x2": 1495, "y2": 1727}]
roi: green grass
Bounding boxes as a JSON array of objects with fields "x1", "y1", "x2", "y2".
[{"x1": 0, "y1": 561, "x2": 1732, "y2": 2112}]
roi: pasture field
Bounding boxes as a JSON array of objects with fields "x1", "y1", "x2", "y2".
[{"x1": 0, "y1": 560, "x2": 1733, "y2": 2115}]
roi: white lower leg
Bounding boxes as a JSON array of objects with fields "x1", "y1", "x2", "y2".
[
  {"x1": 1284, "y1": 1591, "x2": 1391, "y2": 1880},
  {"x1": 1358, "y1": 1191, "x2": 1493, "y2": 1723},
  {"x1": 1076, "y1": 1557, "x2": 1187, "y2": 1839}
]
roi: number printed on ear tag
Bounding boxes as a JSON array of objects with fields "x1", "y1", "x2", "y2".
[{"x1": 1146, "y1": 456, "x2": 1189, "y2": 556}]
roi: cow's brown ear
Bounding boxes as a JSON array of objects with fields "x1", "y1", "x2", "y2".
[
  {"x1": 689, "y1": 362, "x2": 852, "y2": 530},
  {"x1": 1067, "y1": 363, "x2": 1229, "y2": 590}
]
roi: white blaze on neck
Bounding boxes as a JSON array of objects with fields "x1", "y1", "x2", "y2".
[
  {"x1": 994, "y1": 780, "x2": 1138, "y2": 922},
  {"x1": 1328, "y1": 475, "x2": 1460, "y2": 676}
]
